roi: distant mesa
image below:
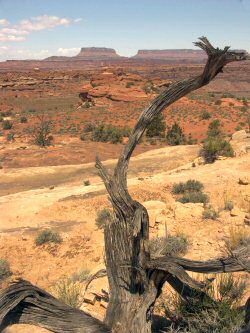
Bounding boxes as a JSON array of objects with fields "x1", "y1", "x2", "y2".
[
  {"x1": 76, "y1": 47, "x2": 122, "y2": 59},
  {"x1": 132, "y1": 49, "x2": 206, "y2": 63}
]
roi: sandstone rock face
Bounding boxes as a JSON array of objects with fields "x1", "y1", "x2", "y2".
[
  {"x1": 132, "y1": 49, "x2": 206, "y2": 63},
  {"x1": 173, "y1": 202, "x2": 204, "y2": 220},
  {"x1": 76, "y1": 47, "x2": 121, "y2": 60},
  {"x1": 107, "y1": 87, "x2": 148, "y2": 102},
  {"x1": 143, "y1": 200, "x2": 167, "y2": 228},
  {"x1": 232, "y1": 130, "x2": 248, "y2": 141},
  {"x1": 238, "y1": 177, "x2": 249, "y2": 185}
]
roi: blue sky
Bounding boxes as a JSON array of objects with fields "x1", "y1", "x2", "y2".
[{"x1": 0, "y1": 0, "x2": 249, "y2": 60}]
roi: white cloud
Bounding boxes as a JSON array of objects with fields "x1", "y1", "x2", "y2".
[
  {"x1": 0, "y1": 15, "x2": 82, "y2": 43},
  {"x1": 57, "y1": 47, "x2": 80, "y2": 56},
  {"x1": 0, "y1": 19, "x2": 9, "y2": 26},
  {"x1": 18, "y1": 15, "x2": 72, "y2": 32},
  {"x1": 0, "y1": 46, "x2": 50, "y2": 59},
  {"x1": 0, "y1": 34, "x2": 25, "y2": 42}
]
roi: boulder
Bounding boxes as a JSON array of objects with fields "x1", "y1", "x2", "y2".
[
  {"x1": 239, "y1": 177, "x2": 249, "y2": 185},
  {"x1": 173, "y1": 202, "x2": 204, "y2": 220},
  {"x1": 143, "y1": 201, "x2": 167, "y2": 228},
  {"x1": 231, "y1": 130, "x2": 248, "y2": 141}
]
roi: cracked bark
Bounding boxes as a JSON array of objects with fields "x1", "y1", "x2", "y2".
[{"x1": 0, "y1": 37, "x2": 249, "y2": 333}]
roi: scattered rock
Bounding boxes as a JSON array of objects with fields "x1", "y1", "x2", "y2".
[
  {"x1": 49, "y1": 186, "x2": 55, "y2": 190},
  {"x1": 238, "y1": 177, "x2": 249, "y2": 185},
  {"x1": 231, "y1": 130, "x2": 248, "y2": 141},
  {"x1": 230, "y1": 206, "x2": 243, "y2": 217},
  {"x1": 173, "y1": 202, "x2": 204, "y2": 220},
  {"x1": 83, "y1": 292, "x2": 96, "y2": 305}
]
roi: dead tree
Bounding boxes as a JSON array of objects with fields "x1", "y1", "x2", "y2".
[{"x1": 0, "y1": 37, "x2": 250, "y2": 333}]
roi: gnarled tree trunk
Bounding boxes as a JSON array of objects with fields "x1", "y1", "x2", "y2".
[{"x1": 0, "y1": 37, "x2": 249, "y2": 333}]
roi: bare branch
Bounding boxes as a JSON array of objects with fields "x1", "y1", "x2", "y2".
[
  {"x1": 0, "y1": 279, "x2": 110, "y2": 333},
  {"x1": 147, "y1": 245, "x2": 250, "y2": 274}
]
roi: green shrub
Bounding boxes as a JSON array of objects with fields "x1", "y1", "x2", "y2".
[
  {"x1": 0, "y1": 258, "x2": 11, "y2": 280},
  {"x1": 162, "y1": 274, "x2": 247, "y2": 333},
  {"x1": 202, "y1": 207, "x2": 219, "y2": 220},
  {"x1": 83, "y1": 123, "x2": 95, "y2": 133},
  {"x1": 172, "y1": 180, "x2": 204, "y2": 194},
  {"x1": 121, "y1": 125, "x2": 132, "y2": 137},
  {"x1": 224, "y1": 200, "x2": 234, "y2": 211},
  {"x1": 201, "y1": 137, "x2": 234, "y2": 163},
  {"x1": 92, "y1": 124, "x2": 123, "y2": 144},
  {"x1": 207, "y1": 119, "x2": 222, "y2": 138},
  {"x1": 83, "y1": 180, "x2": 90, "y2": 186},
  {"x1": 0, "y1": 116, "x2": 3, "y2": 122},
  {"x1": 215, "y1": 99, "x2": 222, "y2": 105},
  {"x1": 201, "y1": 110, "x2": 211, "y2": 120},
  {"x1": 96, "y1": 209, "x2": 112, "y2": 229},
  {"x1": 149, "y1": 234, "x2": 189, "y2": 257},
  {"x1": 35, "y1": 230, "x2": 62, "y2": 246},
  {"x1": 146, "y1": 114, "x2": 166, "y2": 138},
  {"x1": 20, "y1": 116, "x2": 28, "y2": 123},
  {"x1": 126, "y1": 81, "x2": 134, "y2": 88},
  {"x1": 166, "y1": 122, "x2": 186, "y2": 145},
  {"x1": 177, "y1": 192, "x2": 209, "y2": 204},
  {"x1": 52, "y1": 279, "x2": 81, "y2": 308},
  {"x1": 2, "y1": 120, "x2": 13, "y2": 130}
]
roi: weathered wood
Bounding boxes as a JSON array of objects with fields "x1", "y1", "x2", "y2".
[
  {"x1": 0, "y1": 38, "x2": 249, "y2": 333},
  {"x1": 0, "y1": 279, "x2": 110, "y2": 333}
]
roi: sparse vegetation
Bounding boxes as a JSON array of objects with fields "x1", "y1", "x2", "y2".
[
  {"x1": 95, "y1": 208, "x2": 112, "y2": 229},
  {"x1": 162, "y1": 274, "x2": 247, "y2": 333},
  {"x1": 201, "y1": 119, "x2": 234, "y2": 163},
  {"x1": 166, "y1": 122, "x2": 186, "y2": 145},
  {"x1": 70, "y1": 268, "x2": 91, "y2": 283},
  {"x1": 172, "y1": 180, "x2": 204, "y2": 194},
  {"x1": 149, "y1": 234, "x2": 189, "y2": 257},
  {"x1": 35, "y1": 230, "x2": 62, "y2": 246},
  {"x1": 225, "y1": 227, "x2": 250, "y2": 252},
  {"x1": 0, "y1": 258, "x2": 11, "y2": 280},
  {"x1": 92, "y1": 124, "x2": 123, "y2": 144},
  {"x1": 224, "y1": 200, "x2": 234, "y2": 211},
  {"x1": 2, "y1": 120, "x2": 13, "y2": 130},
  {"x1": 146, "y1": 113, "x2": 166, "y2": 137},
  {"x1": 52, "y1": 279, "x2": 81, "y2": 308},
  {"x1": 20, "y1": 116, "x2": 28, "y2": 123},
  {"x1": 83, "y1": 180, "x2": 90, "y2": 186},
  {"x1": 30, "y1": 113, "x2": 54, "y2": 147},
  {"x1": 177, "y1": 191, "x2": 209, "y2": 204},
  {"x1": 202, "y1": 206, "x2": 219, "y2": 220},
  {"x1": 201, "y1": 110, "x2": 211, "y2": 120}
]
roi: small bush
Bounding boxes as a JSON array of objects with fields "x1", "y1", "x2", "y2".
[
  {"x1": 202, "y1": 207, "x2": 219, "y2": 220},
  {"x1": 20, "y1": 116, "x2": 28, "y2": 123},
  {"x1": 91, "y1": 124, "x2": 123, "y2": 144},
  {"x1": 96, "y1": 209, "x2": 112, "y2": 229},
  {"x1": 126, "y1": 81, "x2": 134, "y2": 88},
  {"x1": 177, "y1": 191, "x2": 209, "y2": 204},
  {"x1": 35, "y1": 230, "x2": 62, "y2": 246},
  {"x1": 172, "y1": 180, "x2": 204, "y2": 194},
  {"x1": 52, "y1": 279, "x2": 81, "y2": 308},
  {"x1": 224, "y1": 200, "x2": 234, "y2": 211},
  {"x1": 149, "y1": 234, "x2": 189, "y2": 257},
  {"x1": 83, "y1": 123, "x2": 95, "y2": 133},
  {"x1": 2, "y1": 120, "x2": 13, "y2": 130},
  {"x1": 146, "y1": 114, "x2": 166, "y2": 138},
  {"x1": 201, "y1": 110, "x2": 211, "y2": 120},
  {"x1": 83, "y1": 180, "x2": 90, "y2": 186},
  {"x1": 207, "y1": 119, "x2": 222, "y2": 138},
  {"x1": 162, "y1": 274, "x2": 247, "y2": 333},
  {"x1": 0, "y1": 258, "x2": 11, "y2": 280},
  {"x1": 201, "y1": 137, "x2": 234, "y2": 163},
  {"x1": 166, "y1": 122, "x2": 186, "y2": 145},
  {"x1": 225, "y1": 227, "x2": 250, "y2": 252},
  {"x1": 70, "y1": 268, "x2": 91, "y2": 283},
  {"x1": 215, "y1": 99, "x2": 222, "y2": 105}
]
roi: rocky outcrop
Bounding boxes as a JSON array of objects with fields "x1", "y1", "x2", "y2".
[
  {"x1": 76, "y1": 47, "x2": 122, "y2": 60},
  {"x1": 132, "y1": 49, "x2": 206, "y2": 63}
]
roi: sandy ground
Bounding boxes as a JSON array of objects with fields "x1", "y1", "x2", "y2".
[{"x1": 1, "y1": 144, "x2": 250, "y2": 333}]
